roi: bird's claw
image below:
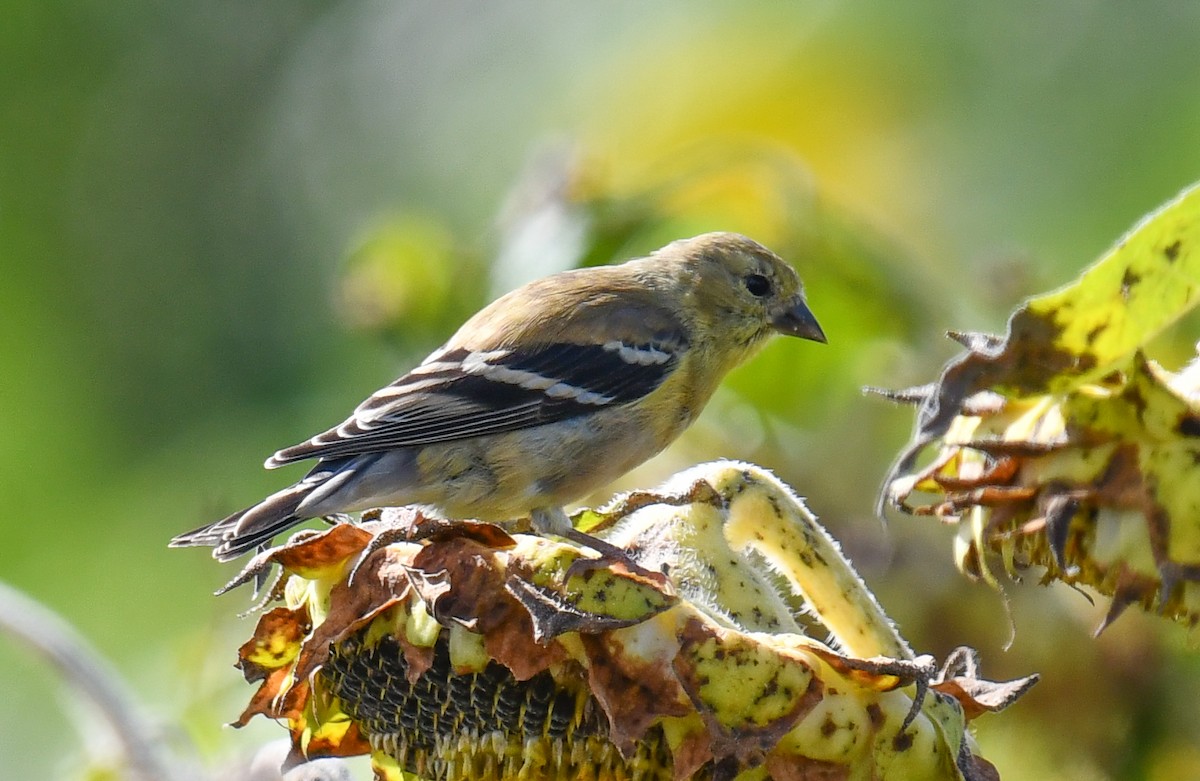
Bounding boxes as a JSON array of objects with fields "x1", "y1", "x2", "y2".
[{"x1": 560, "y1": 528, "x2": 671, "y2": 589}]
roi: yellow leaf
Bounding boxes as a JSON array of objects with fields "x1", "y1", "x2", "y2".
[{"x1": 1017, "y1": 181, "x2": 1200, "y2": 393}]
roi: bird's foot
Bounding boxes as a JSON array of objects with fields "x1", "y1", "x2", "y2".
[{"x1": 530, "y1": 507, "x2": 669, "y2": 587}]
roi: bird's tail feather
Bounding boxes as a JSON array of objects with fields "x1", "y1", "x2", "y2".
[
  {"x1": 172, "y1": 454, "x2": 389, "y2": 562},
  {"x1": 170, "y1": 481, "x2": 314, "y2": 562}
]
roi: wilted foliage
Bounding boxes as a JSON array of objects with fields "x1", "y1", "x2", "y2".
[
  {"x1": 884, "y1": 183, "x2": 1200, "y2": 632},
  {"x1": 229, "y1": 462, "x2": 1033, "y2": 780}
]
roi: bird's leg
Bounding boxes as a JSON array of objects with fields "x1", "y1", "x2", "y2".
[
  {"x1": 530, "y1": 506, "x2": 628, "y2": 560},
  {"x1": 528, "y1": 505, "x2": 575, "y2": 537}
]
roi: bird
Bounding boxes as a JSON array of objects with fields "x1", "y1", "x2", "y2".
[{"x1": 170, "y1": 232, "x2": 826, "y2": 562}]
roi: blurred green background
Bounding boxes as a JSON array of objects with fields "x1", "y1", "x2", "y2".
[{"x1": 5, "y1": 2, "x2": 1200, "y2": 779}]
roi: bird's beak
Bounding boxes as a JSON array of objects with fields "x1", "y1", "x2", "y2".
[{"x1": 770, "y1": 298, "x2": 827, "y2": 343}]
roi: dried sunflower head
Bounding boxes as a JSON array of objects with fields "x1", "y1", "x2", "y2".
[
  {"x1": 882, "y1": 182, "x2": 1200, "y2": 632},
  {"x1": 888, "y1": 350, "x2": 1200, "y2": 629},
  {"x1": 228, "y1": 461, "x2": 1033, "y2": 780}
]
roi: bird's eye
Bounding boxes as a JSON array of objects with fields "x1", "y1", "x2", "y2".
[{"x1": 743, "y1": 273, "x2": 772, "y2": 298}]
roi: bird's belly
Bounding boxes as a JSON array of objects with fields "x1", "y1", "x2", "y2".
[{"x1": 411, "y1": 412, "x2": 669, "y2": 521}]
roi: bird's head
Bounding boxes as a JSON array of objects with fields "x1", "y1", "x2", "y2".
[{"x1": 655, "y1": 232, "x2": 826, "y2": 351}]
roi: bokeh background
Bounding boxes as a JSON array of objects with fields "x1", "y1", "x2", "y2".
[{"x1": 5, "y1": 2, "x2": 1200, "y2": 779}]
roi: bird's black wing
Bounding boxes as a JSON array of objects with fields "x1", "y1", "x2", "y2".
[{"x1": 266, "y1": 338, "x2": 686, "y2": 467}]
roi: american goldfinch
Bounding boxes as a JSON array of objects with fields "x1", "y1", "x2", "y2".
[{"x1": 171, "y1": 232, "x2": 825, "y2": 561}]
